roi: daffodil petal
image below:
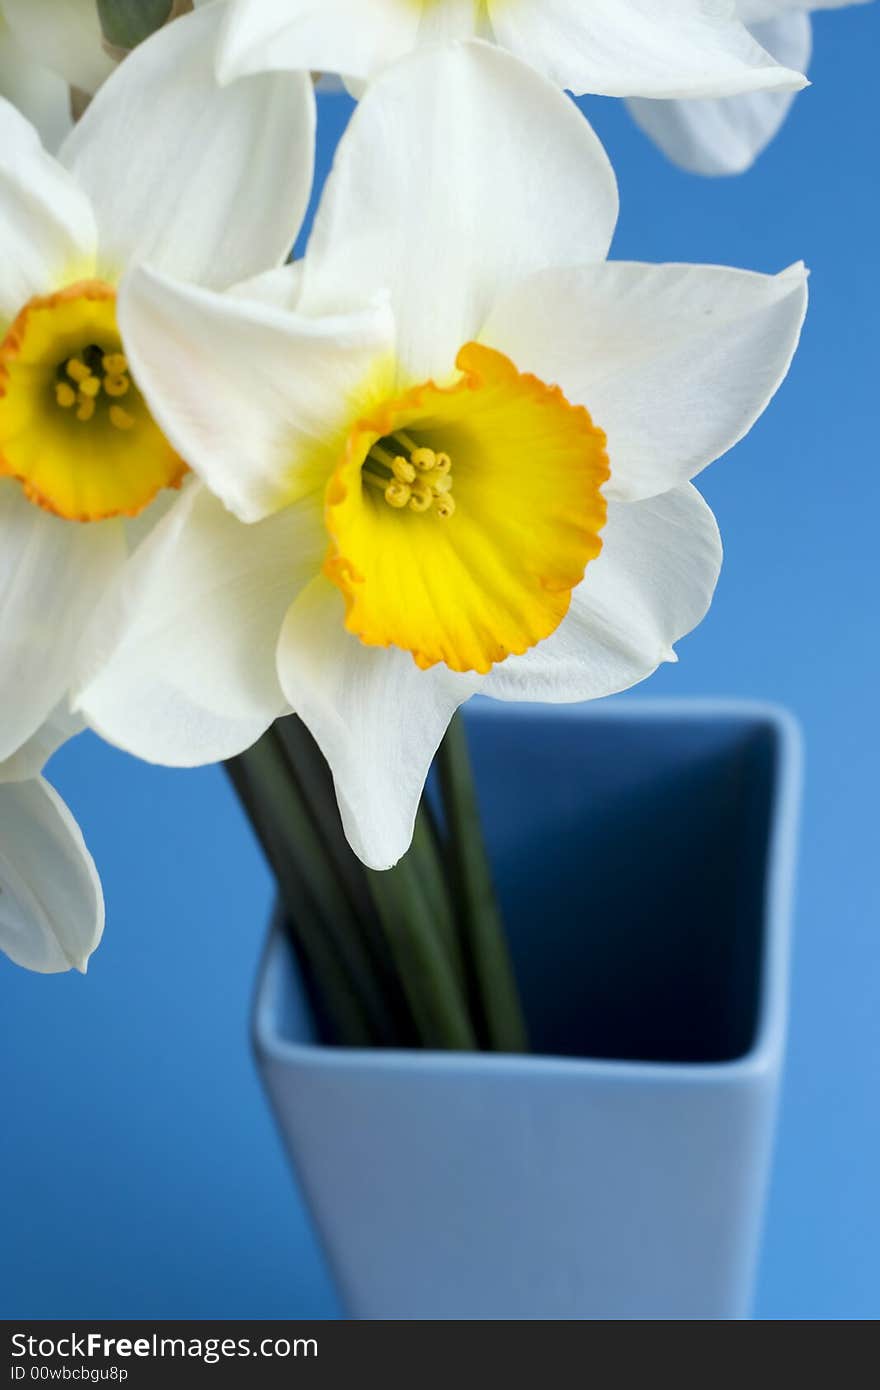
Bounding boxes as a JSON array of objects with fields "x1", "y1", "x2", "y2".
[
  {"x1": 2, "y1": 0, "x2": 113, "y2": 97},
  {"x1": 217, "y1": 0, "x2": 421, "y2": 84},
  {"x1": 626, "y1": 14, "x2": 812, "y2": 175},
  {"x1": 73, "y1": 483, "x2": 325, "y2": 767},
  {"x1": 0, "y1": 98, "x2": 97, "y2": 322},
  {"x1": 0, "y1": 481, "x2": 125, "y2": 762},
  {"x1": 487, "y1": 0, "x2": 806, "y2": 97},
  {"x1": 118, "y1": 263, "x2": 396, "y2": 524},
  {"x1": 229, "y1": 260, "x2": 305, "y2": 312},
  {"x1": 0, "y1": 703, "x2": 84, "y2": 784},
  {"x1": 277, "y1": 575, "x2": 479, "y2": 870},
  {"x1": 0, "y1": 26, "x2": 72, "y2": 154},
  {"x1": 0, "y1": 775, "x2": 103, "y2": 974},
  {"x1": 482, "y1": 485, "x2": 722, "y2": 702},
  {"x1": 300, "y1": 40, "x2": 618, "y2": 382},
  {"x1": 60, "y1": 4, "x2": 316, "y2": 289},
  {"x1": 481, "y1": 260, "x2": 808, "y2": 504}
]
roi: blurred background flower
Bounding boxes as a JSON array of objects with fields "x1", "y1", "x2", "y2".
[{"x1": 628, "y1": 0, "x2": 875, "y2": 174}]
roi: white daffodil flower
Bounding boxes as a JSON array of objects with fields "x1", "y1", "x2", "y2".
[
  {"x1": 73, "y1": 42, "x2": 808, "y2": 871},
  {"x1": 628, "y1": 0, "x2": 874, "y2": 174},
  {"x1": 216, "y1": 0, "x2": 809, "y2": 100},
  {"x1": 0, "y1": 3, "x2": 316, "y2": 767},
  {"x1": 0, "y1": 709, "x2": 103, "y2": 974}
]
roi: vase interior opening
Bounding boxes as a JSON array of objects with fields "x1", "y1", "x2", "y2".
[{"x1": 463, "y1": 704, "x2": 778, "y2": 1066}]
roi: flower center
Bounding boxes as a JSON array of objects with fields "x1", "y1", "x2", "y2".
[
  {"x1": 0, "y1": 280, "x2": 185, "y2": 522},
  {"x1": 53, "y1": 344, "x2": 138, "y2": 431},
  {"x1": 362, "y1": 431, "x2": 455, "y2": 519},
  {"x1": 325, "y1": 342, "x2": 610, "y2": 675}
]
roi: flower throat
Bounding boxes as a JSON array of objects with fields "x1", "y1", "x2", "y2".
[{"x1": 362, "y1": 430, "x2": 456, "y2": 519}]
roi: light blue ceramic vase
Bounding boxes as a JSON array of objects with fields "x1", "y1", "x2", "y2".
[{"x1": 253, "y1": 699, "x2": 801, "y2": 1320}]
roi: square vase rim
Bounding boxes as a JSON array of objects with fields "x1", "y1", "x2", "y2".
[{"x1": 252, "y1": 696, "x2": 801, "y2": 1087}]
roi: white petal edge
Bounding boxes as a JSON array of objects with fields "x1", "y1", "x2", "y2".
[
  {"x1": 0, "y1": 482, "x2": 125, "y2": 762},
  {"x1": 73, "y1": 482, "x2": 325, "y2": 767},
  {"x1": 0, "y1": 775, "x2": 103, "y2": 974},
  {"x1": 0, "y1": 703, "x2": 84, "y2": 784},
  {"x1": 277, "y1": 575, "x2": 481, "y2": 869},
  {"x1": 60, "y1": 4, "x2": 316, "y2": 289},
  {"x1": 118, "y1": 264, "x2": 397, "y2": 524},
  {"x1": 481, "y1": 260, "x2": 808, "y2": 504},
  {"x1": 482, "y1": 485, "x2": 722, "y2": 703},
  {"x1": 300, "y1": 39, "x2": 618, "y2": 384},
  {"x1": 0, "y1": 97, "x2": 97, "y2": 322},
  {"x1": 487, "y1": 0, "x2": 807, "y2": 98},
  {"x1": 626, "y1": 13, "x2": 813, "y2": 176}
]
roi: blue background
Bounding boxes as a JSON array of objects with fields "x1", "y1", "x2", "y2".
[{"x1": 2, "y1": 7, "x2": 878, "y2": 1321}]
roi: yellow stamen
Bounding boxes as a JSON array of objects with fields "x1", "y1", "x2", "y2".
[
  {"x1": 433, "y1": 494, "x2": 456, "y2": 520},
  {"x1": 391, "y1": 429, "x2": 419, "y2": 454},
  {"x1": 391, "y1": 455, "x2": 416, "y2": 484},
  {"x1": 79, "y1": 375, "x2": 101, "y2": 398},
  {"x1": 102, "y1": 353, "x2": 127, "y2": 376},
  {"x1": 75, "y1": 397, "x2": 95, "y2": 423},
  {"x1": 368, "y1": 442, "x2": 396, "y2": 469},
  {"x1": 55, "y1": 382, "x2": 76, "y2": 409},
  {"x1": 103, "y1": 374, "x2": 130, "y2": 398},
  {"x1": 65, "y1": 357, "x2": 91, "y2": 384},
  {"x1": 109, "y1": 405, "x2": 135, "y2": 431},
  {"x1": 384, "y1": 480, "x2": 411, "y2": 509},
  {"x1": 362, "y1": 467, "x2": 390, "y2": 493},
  {"x1": 410, "y1": 446, "x2": 437, "y2": 472},
  {"x1": 407, "y1": 482, "x2": 432, "y2": 513},
  {"x1": 432, "y1": 452, "x2": 451, "y2": 475}
]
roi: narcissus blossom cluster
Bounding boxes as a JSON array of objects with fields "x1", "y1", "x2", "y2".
[{"x1": 0, "y1": 0, "x2": 862, "y2": 975}]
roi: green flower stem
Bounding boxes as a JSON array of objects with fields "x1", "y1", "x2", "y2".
[
  {"x1": 437, "y1": 714, "x2": 529, "y2": 1053},
  {"x1": 272, "y1": 715, "x2": 418, "y2": 1046},
  {"x1": 229, "y1": 729, "x2": 399, "y2": 1047},
  {"x1": 366, "y1": 830, "x2": 479, "y2": 1051},
  {"x1": 225, "y1": 754, "x2": 375, "y2": 1048},
  {"x1": 408, "y1": 801, "x2": 467, "y2": 994}
]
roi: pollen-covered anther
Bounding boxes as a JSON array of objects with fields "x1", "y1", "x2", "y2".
[
  {"x1": 55, "y1": 383, "x2": 77, "y2": 409},
  {"x1": 391, "y1": 455, "x2": 416, "y2": 484},
  {"x1": 407, "y1": 481, "x2": 433, "y2": 513},
  {"x1": 410, "y1": 446, "x2": 437, "y2": 473},
  {"x1": 384, "y1": 480, "x2": 411, "y2": 508},
  {"x1": 363, "y1": 432, "x2": 457, "y2": 520},
  {"x1": 104, "y1": 374, "x2": 130, "y2": 398},
  {"x1": 65, "y1": 358, "x2": 91, "y2": 384}
]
